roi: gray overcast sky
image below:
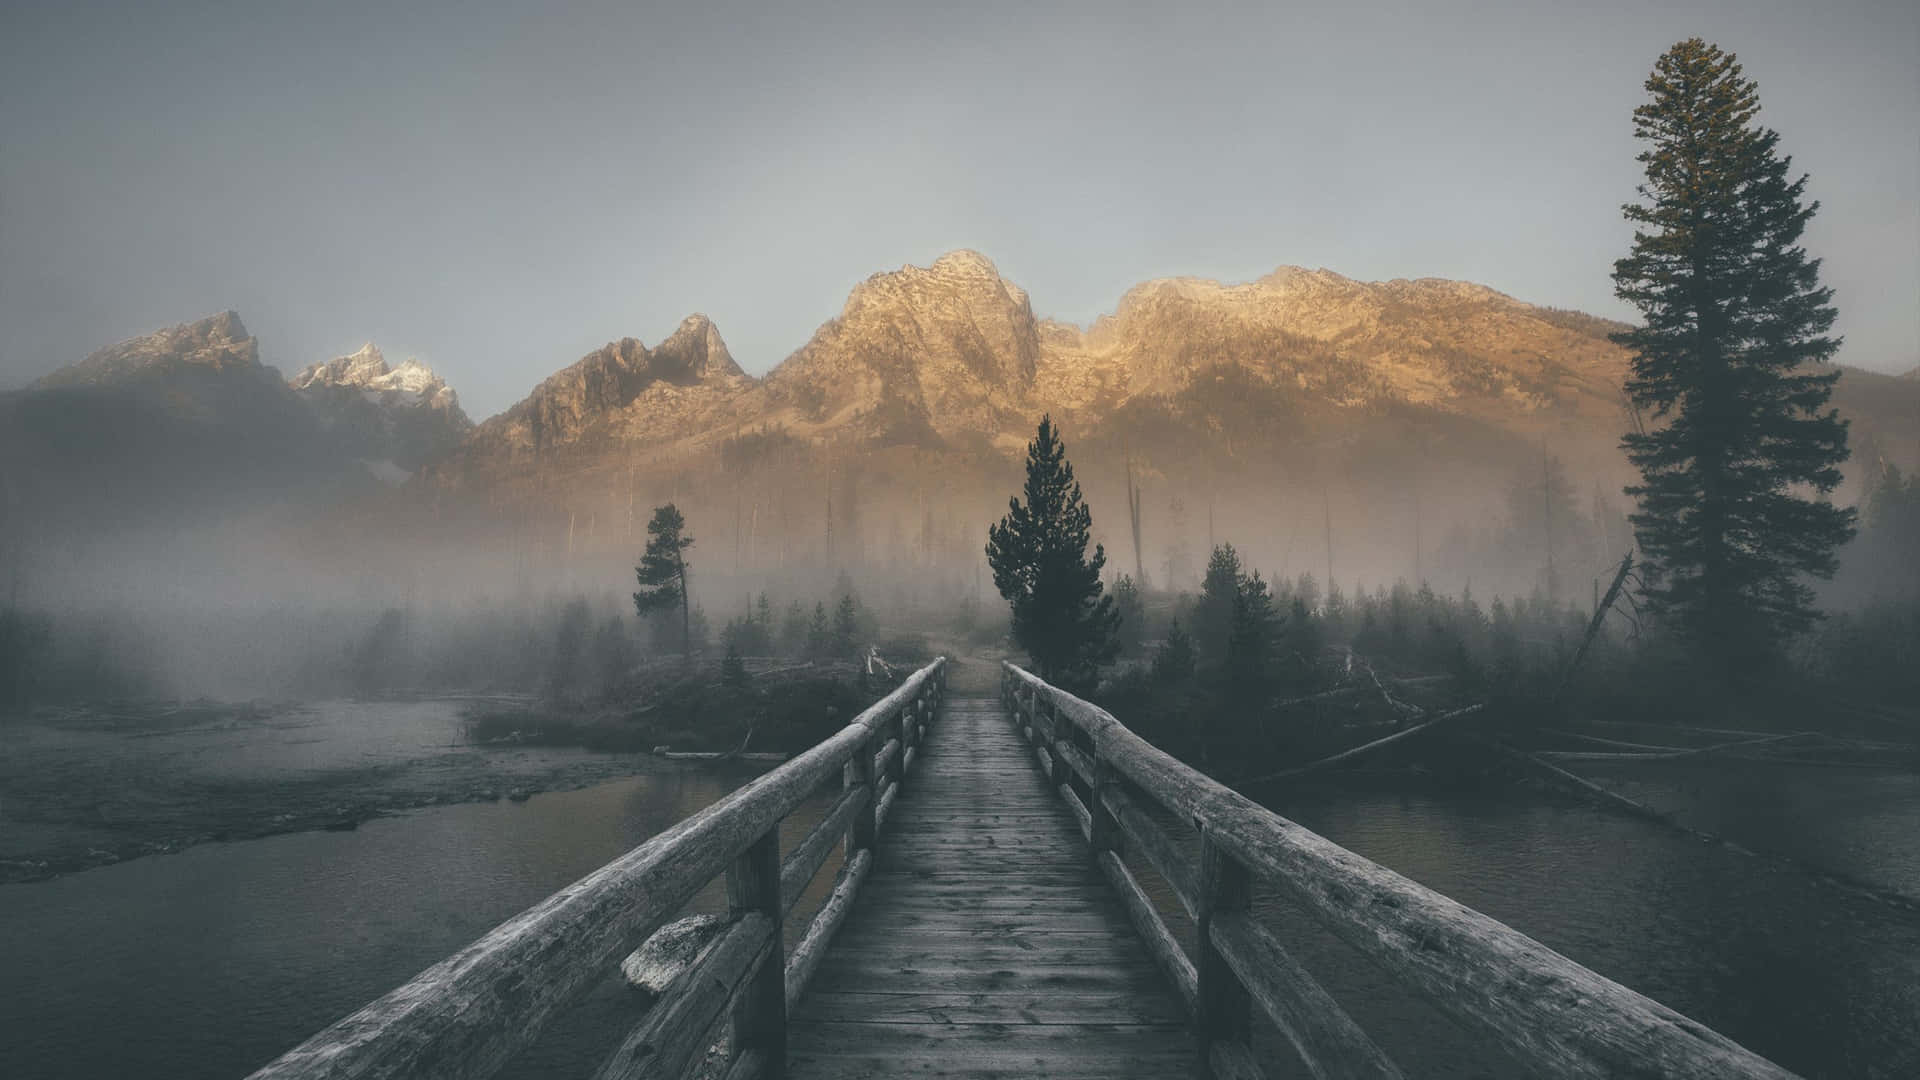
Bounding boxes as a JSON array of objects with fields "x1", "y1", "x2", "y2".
[{"x1": 3, "y1": 1, "x2": 1915, "y2": 418}]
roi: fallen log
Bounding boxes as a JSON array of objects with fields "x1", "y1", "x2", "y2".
[
  {"x1": 1537, "y1": 732, "x2": 1818, "y2": 763},
  {"x1": 1552, "y1": 552, "x2": 1633, "y2": 702},
  {"x1": 1470, "y1": 734, "x2": 1920, "y2": 914},
  {"x1": 1241, "y1": 704, "x2": 1485, "y2": 788}
]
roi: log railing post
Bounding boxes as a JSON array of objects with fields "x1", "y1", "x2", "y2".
[
  {"x1": 883, "y1": 708, "x2": 905, "y2": 791},
  {"x1": 1045, "y1": 703, "x2": 1071, "y2": 790},
  {"x1": 846, "y1": 728, "x2": 877, "y2": 856},
  {"x1": 1087, "y1": 754, "x2": 1119, "y2": 858},
  {"x1": 1196, "y1": 830, "x2": 1252, "y2": 1076},
  {"x1": 726, "y1": 827, "x2": 785, "y2": 1077}
]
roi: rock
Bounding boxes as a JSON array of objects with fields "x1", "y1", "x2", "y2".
[{"x1": 620, "y1": 913, "x2": 728, "y2": 997}]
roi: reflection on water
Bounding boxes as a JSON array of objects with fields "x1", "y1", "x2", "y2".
[
  {"x1": 2, "y1": 761, "x2": 1917, "y2": 1078},
  {"x1": 1124, "y1": 785, "x2": 1920, "y2": 1080},
  {"x1": 0, "y1": 769, "x2": 842, "y2": 1080}
]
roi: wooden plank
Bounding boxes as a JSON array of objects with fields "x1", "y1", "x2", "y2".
[
  {"x1": 787, "y1": 691, "x2": 1194, "y2": 1079},
  {"x1": 1210, "y1": 911, "x2": 1403, "y2": 1080},
  {"x1": 795, "y1": 991, "x2": 1186, "y2": 1026},
  {"x1": 788, "y1": 1021, "x2": 1192, "y2": 1054},
  {"x1": 798, "y1": 963, "x2": 1171, "y2": 996}
]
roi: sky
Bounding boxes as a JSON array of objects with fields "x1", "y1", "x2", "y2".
[{"x1": 3, "y1": 0, "x2": 1915, "y2": 418}]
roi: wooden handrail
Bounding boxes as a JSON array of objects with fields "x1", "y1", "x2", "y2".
[
  {"x1": 248, "y1": 657, "x2": 947, "y2": 1080},
  {"x1": 1000, "y1": 661, "x2": 1797, "y2": 1080}
]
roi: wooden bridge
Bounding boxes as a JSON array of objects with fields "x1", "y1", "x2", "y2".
[{"x1": 251, "y1": 657, "x2": 1796, "y2": 1079}]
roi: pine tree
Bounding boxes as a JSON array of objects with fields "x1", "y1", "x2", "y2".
[
  {"x1": 1152, "y1": 620, "x2": 1195, "y2": 684},
  {"x1": 1112, "y1": 574, "x2": 1145, "y2": 655},
  {"x1": 832, "y1": 593, "x2": 860, "y2": 659},
  {"x1": 1611, "y1": 39, "x2": 1854, "y2": 662},
  {"x1": 633, "y1": 504, "x2": 696, "y2": 657},
  {"x1": 1194, "y1": 544, "x2": 1242, "y2": 663},
  {"x1": 1225, "y1": 571, "x2": 1278, "y2": 707},
  {"x1": 805, "y1": 602, "x2": 831, "y2": 659},
  {"x1": 986, "y1": 416, "x2": 1120, "y2": 687}
]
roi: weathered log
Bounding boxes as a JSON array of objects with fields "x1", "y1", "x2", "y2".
[
  {"x1": 1102, "y1": 784, "x2": 1199, "y2": 919},
  {"x1": 1002, "y1": 662, "x2": 1797, "y2": 1080},
  {"x1": 1240, "y1": 704, "x2": 1485, "y2": 787},
  {"x1": 1195, "y1": 834, "x2": 1252, "y2": 1077},
  {"x1": 592, "y1": 913, "x2": 772, "y2": 1080},
  {"x1": 874, "y1": 776, "x2": 900, "y2": 832},
  {"x1": 784, "y1": 849, "x2": 873, "y2": 1015},
  {"x1": 1553, "y1": 551, "x2": 1633, "y2": 701},
  {"x1": 1271, "y1": 685, "x2": 1366, "y2": 710},
  {"x1": 721, "y1": 1048, "x2": 767, "y2": 1080},
  {"x1": 1208, "y1": 1040, "x2": 1266, "y2": 1080},
  {"x1": 1097, "y1": 850, "x2": 1196, "y2": 1015},
  {"x1": 1210, "y1": 911, "x2": 1403, "y2": 1080},
  {"x1": 1059, "y1": 782, "x2": 1093, "y2": 843},
  {"x1": 1536, "y1": 731, "x2": 1816, "y2": 763},
  {"x1": 780, "y1": 784, "x2": 870, "y2": 918},
  {"x1": 1051, "y1": 738, "x2": 1099, "y2": 787},
  {"x1": 874, "y1": 737, "x2": 901, "y2": 778},
  {"x1": 726, "y1": 829, "x2": 785, "y2": 1070}
]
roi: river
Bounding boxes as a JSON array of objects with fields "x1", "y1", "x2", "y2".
[{"x1": 1, "y1": 705, "x2": 1916, "y2": 1079}]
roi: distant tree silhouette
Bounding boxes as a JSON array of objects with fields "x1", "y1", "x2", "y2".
[
  {"x1": 1112, "y1": 574, "x2": 1145, "y2": 655},
  {"x1": 1194, "y1": 544, "x2": 1242, "y2": 663},
  {"x1": 832, "y1": 593, "x2": 860, "y2": 659},
  {"x1": 1612, "y1": 39, "x2": 1854, "y2": 663},
  {"x1": 633, "y1": 504, "x2": 696, "y2": 658},
  {"x1": 1152, "y1": 620, "x2": 1195, "y2": 684},
  {"x1": 1225, "y1": 571, "x2": 1278, "y2": 707},
  {"x1": 987, "y1": 416, "x2": 1119, "y2": 688}
]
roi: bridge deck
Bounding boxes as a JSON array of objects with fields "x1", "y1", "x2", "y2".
[{"x1": 786, "y1": 694, "x2": 1193, "y2": 1078}]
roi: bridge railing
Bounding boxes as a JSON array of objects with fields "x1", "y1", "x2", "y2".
[
  {"x1": 249, "y1": 656, "x2": 947, "y2": 1080},
  {"x1": 999, "y1": 661, "x2": 1796, "y2": 1080}
]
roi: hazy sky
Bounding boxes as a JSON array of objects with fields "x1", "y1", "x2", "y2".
[{"x1": 3, "y1": 1, "x2": 1915, "y2": 417}]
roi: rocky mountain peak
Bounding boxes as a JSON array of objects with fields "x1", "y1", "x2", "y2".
[
  {"x1": 763, "y1": 251, "x2": 1042, "y2": 445},
  {"x1": 291, "y1": 344, "x2": 465, "y2": 419},
  {"x1": 36, "y1": 310, "x2": 260, "y2": 388},
  {"x1": 651, "y1": 314, "x2": 745, "y2": 383}
]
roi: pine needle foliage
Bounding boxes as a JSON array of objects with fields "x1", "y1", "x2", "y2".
[
  {"x1": 987, "y1": 416, "x2": 1120, "y2": 688},
  {"x1": 633, "y1": 503, "x2": 696, "y2": 657},
  {"x1": 1611, "y1": 38, "x2": 1855, "y2": 663}
]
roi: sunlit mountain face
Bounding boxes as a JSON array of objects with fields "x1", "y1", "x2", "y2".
[{"x1": 4, "y1": 252, "x2": 1914, "y2": 612}]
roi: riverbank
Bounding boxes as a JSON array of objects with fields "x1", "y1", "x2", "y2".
[{"x1": 0, "y1": 697, "x2": 720, "y2": 884}]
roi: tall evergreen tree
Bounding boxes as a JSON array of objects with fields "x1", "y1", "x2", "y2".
[
  {"x1": 1611, "y1": 39, "x2": 1853, "y2": 662},
  {"x1": 1225, "y1": 571, "x2": 1278, "y2": 708},
  {"x1": 1194, "y1": 544, "x2": 1243, "y2": 663},
  {"x1": 986, "y1": 416, "x2": 1120, "y2": 687},
  {"x1": 633, "y1": 504, "x2": 696, "y2": 657}
]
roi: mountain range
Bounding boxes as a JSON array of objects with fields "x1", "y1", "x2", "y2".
[{"x1": 6, "y1": 252, "x2": 1916, "y2": 589}]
